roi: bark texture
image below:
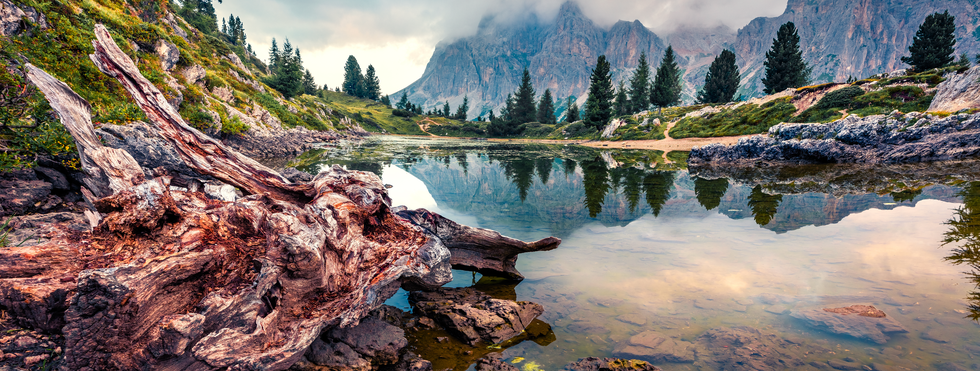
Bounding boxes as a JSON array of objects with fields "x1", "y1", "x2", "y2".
[{"x1": 6, "y1": 24, "x2": 458, "y2": 370}]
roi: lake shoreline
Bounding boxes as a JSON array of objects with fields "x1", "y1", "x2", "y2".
[{"x1": 375, "y1": 133, "x2": 747, "y2": 152}]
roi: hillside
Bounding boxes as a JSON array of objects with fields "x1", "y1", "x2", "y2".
[
  {"x1": 0, "y1": 0, "x2": 457, "y2": 171},
  {"x1": 396, "y1": 0, "x2": 980, "y2": 118}
]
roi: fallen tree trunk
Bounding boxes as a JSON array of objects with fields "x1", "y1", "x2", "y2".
[
  {"x1": 396, "y1": 208, "x2": 561, "y2": 280},
  {"x1": 2, "y1": 23, "x2": 560, "y2": 371}
]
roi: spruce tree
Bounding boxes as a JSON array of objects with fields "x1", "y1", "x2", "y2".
[
  {"x1": 364, "y1": 65, "x2": 381, "y2": 101},
  {"x1": 302, "y1": 69, "x2": 317, "y2": 96},
  {"x1": 614, "y1": 81, "x2": 630, "y2": 116},
  {"x1": 380, "y1": 95, "x2": 391, "y2": 108},
  {"x1": 584, "y1": 55, "x2": 614, "y2": 131},
  {"x1": 761, "y1": 22, "x2": 810, "y2": 94},
  {"x1": 455, "y1": 96, "x2": 469, "y2": 120},
  {"x1": 269, "y1": 39, "x2": 280, "y2": 70},
  {"x1": 902, "y1": 11, "x2": 957, "y2": 71},
  {"x1": 628, "y1": 52, "x2": 651, "y2": 113},
  {"x1": 512, "y1": 68, "x2": 537, "y2": 124},
  {"x1": 442, "y1": 102, "x2": 451, "y2": 117},
  {"x1": 697, "y1": 49, "x2": 740, "y2": 104},
  {"x1": 565, "y1": 97, "x2": 579, "y2": 123},
  {"x1": 536, "y1": 89, "x2": 556, "y2": 125},
  {"x1": 650, "y1": 46, "x2": 682, "y2": 112},
  {"x1": 396, "y1": 92, "x2": 409, "y2": 110},
  {"x1": 342, "y1": 56, "x2": 364, "y2": 98}
]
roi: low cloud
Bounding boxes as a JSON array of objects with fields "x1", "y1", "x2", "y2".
[{"x1": 215, "y1": 0, "x2": 787, "y2": 93}]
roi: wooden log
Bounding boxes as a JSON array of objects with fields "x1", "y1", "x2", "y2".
[
  {"x1": 396, "y1": 208, "x2": 561, "y2": 280},
  {"x1": 87, "y1": 23, "x2": 312, "y2": 204}
]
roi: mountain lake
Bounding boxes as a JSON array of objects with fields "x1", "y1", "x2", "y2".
[{"x1": 284, "y1": 135, "x2": 980, "y2": 371}]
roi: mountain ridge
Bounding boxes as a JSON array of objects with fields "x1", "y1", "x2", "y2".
[{"x1": 397, "y1": 0, "x2": 980, "y2": 120}]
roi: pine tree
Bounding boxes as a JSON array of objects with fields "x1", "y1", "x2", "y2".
[
  {"x1": 628, "y1": 52, "x2": 651, "y2": 113},
  {"x1": 380, "y1": 95, "x2": 391, "y2": 108},
  {"x1": 364, "y1": 65, "x2": 381, "y2": 101},
  {"x1": 650, "y1": 46, "x2": 682, "y2": 112},
  {"x1": 697, "y1": 49, "x2": 740, "y2": 104},
  {"x1": 512, "y1": 68, "x2": 537, "y2": 124},
  {"x1": 455, "y1": 96, "x2": 469, "y2": 120},
  {"x1": 565, "y1": 97, "x2": 579, "y2": 123},
  {"x1": 614, "y1": 81, "x2": 630, "y2": 116},
  {"x1": 761, "y1": 22, "x2": 810, "y2": 94},
  {"x1": 584, "y1": 55, "x2": 614, "y2": 131},
  {"x1": 342, "y1": 56, "x2": 364, "y2": 98},
  {"x1": 396, "y1": 92, "x2": 409, "y2": 110},
  {"x1": 442, "y1": 102, "x2": 451, "y2": 117},
  {"x1": 536, "y1": 89, "x2": 556, "y2": 125},
  {"x1": 221, "y1": 17, "x2": 227, "y2": 35},
  {"x1": 902, "y1": 11, "x2": 957, "y2": 71},
  {"x1": 269, "y1": 39, "x2": 280, "y2": 70},
  {"x1": 302, "y1": 69, "x2": 317, "y2": 96}
]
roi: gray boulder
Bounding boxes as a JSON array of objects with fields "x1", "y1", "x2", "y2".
[
  {"x1": 155, "y1": 39, "x2": 180, "y2": 71},
  {"x1": 929, "y1": 66, "x2": 980, "y2": 113}
]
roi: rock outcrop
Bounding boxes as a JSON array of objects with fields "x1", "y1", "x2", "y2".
[
  {"x1": 791, "y1": 305, "x2": 908, "y2": 344},
  {"x1": 929, "y1": 66, "x2": 980, "y2": 113},
  {"x1": 689, "y1": 111, "x2": 980, "y2": 165},
  {"x1": 612, "y1": 331, "x2": 695, "y2": 364}
]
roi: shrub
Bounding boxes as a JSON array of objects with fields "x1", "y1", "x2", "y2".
[
  {"x1": 562, "y1": 122, "x2": 594, "y2": 138},
  {"x1": 392, "y1": 109, "x2": 413, "y2": 118},
  {"x1": 812, "y1": 86, "x2": 865, "y2": 110},
  {"x1": 220, "y1": 114, "x2": 249, "y2": 136}
]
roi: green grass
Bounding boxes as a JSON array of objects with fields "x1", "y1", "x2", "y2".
[
  {"x1": 792, "y1": 85, "x2": 933, "y2": 123},
  {"x1": 669, "y1": 98, "x2": 797, "y2": 138},
  {"x1": 318, "y1": 90, "x2": 427, "y2": 135}
]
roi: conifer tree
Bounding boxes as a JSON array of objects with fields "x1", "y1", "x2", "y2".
[
  {"x1": 628, "y1": 52, "x2": 651, "y2": 113},
  {"x1": 342, "y1": 56, "x2": 364, "y2": 98},
  {"x1": 302, "y1": 69, "x2": 317, "y2": 96},
  {"x1": 364, "y1": 65, "x2": 381, "y2": 101},
  {"x1": 442, "y1": 102, "x2": 451, "y2": 117},
  {"x1": 902, "y1": 11, "x2": 957, "y2": 71},
  {"x1": 380, "y1": 95, "x2": 391, "y2": 108},
  {"x1": 455, "y1": 96, "x2": 469, "y2": 120},
  {"x1": 650, "y1": 46, "x2": 682, "y2": 112},
  {"x1": 584, "y1": 55, "x2": 614, "y2": 131},
  {"x1": 697, "y1": 49, "x2": 740, "y2": 104},
  {"x1": 565, "y1": 97, "x2": 579, "y2": 123},
  {"x1": 536, "y1": 89, "x2": 556, "y2": 125},
  {"x1": 221, "y1": 17, "x2": 227, "y2": 35},
  {"x1": 512, "y1": 68, "x2": 537, "y2": 124},
  {"x1": 396, "y1": 92, "x2": 409, "y2": 110},
  {"x1": 761, "y1": 22, "x2": 810, "y2": 94},
  {"x1": 614, "y1": 81, "x2": 630, "y2": 116},
  {"x1": 269, "y1": 39, "x2": 280, "y2": 70}
]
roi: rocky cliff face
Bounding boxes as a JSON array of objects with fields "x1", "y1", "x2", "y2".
[
  {"x1": 400, "y1": 0, "x2": 980, "y2": 118},
  {"x1": 734, "y1": 0, "x2": 980, "y2": 97}
]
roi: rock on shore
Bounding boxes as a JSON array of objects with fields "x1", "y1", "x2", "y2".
[{"x1": 690, "y1": 111, "x2": 980, "y2": 165}]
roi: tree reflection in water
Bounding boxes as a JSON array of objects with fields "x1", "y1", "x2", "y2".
[
  {"x1": 942, "y1": 182, "x2": 980, "y2": 322},
  {"x1": 747, "y1": 185, "x2": 783, "y2": 226},
  {"x1": 694, "y1": 177, "x2": 730, "y2": 211}
]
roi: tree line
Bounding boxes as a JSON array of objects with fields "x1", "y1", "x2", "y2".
[{"x1": 263, "y1": 38, "x2": 319, "y2": 99}]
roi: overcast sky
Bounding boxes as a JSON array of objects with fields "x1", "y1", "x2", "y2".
[{"x1": 214, "y1": 0, "x2": 788, "y2": 96}]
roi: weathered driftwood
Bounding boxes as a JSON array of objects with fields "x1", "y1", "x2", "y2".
[
  {"x1": 4, "y1": 24, "x2": 456, "y2": 370},
  {"x1": 396, "y1": 208, "x2": 561, "y2": 280},
  {"x1": 3, "y1": 23, "x2": 562, "y2": 371},
  {"x1": 88, "y1": 23, "x2": 312, "y2": 204}
]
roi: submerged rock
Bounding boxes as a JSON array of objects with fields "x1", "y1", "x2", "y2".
[
  {"x1": 562, "y1": 357, "x2": 661, "y2": 371},
  {"x1": 475, "y1": 353, "x2": 518, "y2": 371},
  {"x1": 790, "y1": 305, "x2": 908, "y2": 344},
  {"x1": 612, "y1": 331, "x2": 695, "y2": 363},
  {"x1": 694, "y1": 326, "x2": 809, "y2": 370},
  {"x1": 409, "y1": 287, "x2": 544, "y2": 346}
]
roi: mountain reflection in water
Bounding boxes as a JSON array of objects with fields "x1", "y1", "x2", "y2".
[{"x1": 287, "y1": 136, "x2": 980, "y2": 370}]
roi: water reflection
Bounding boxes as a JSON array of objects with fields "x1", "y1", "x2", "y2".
[{"x1": 943, "y1": 182, "x2": 980, "y2": 322}]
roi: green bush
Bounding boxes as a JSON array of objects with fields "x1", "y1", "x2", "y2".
[
  {"x1": 563, "y1": 122, "x2": 595, "y2": 138},
  {"x1": 220, "y1": 114, "x2": 249, "y2": 136},
  {"x1": 392, "y1": 109, "x2": 413, "y2": 118},
  {"x1": 813, "y1": 86, "x2": 865, "y2": 110},
  {"x1": 0, "y1": 65, "x2": 79, "y2": 172}
]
